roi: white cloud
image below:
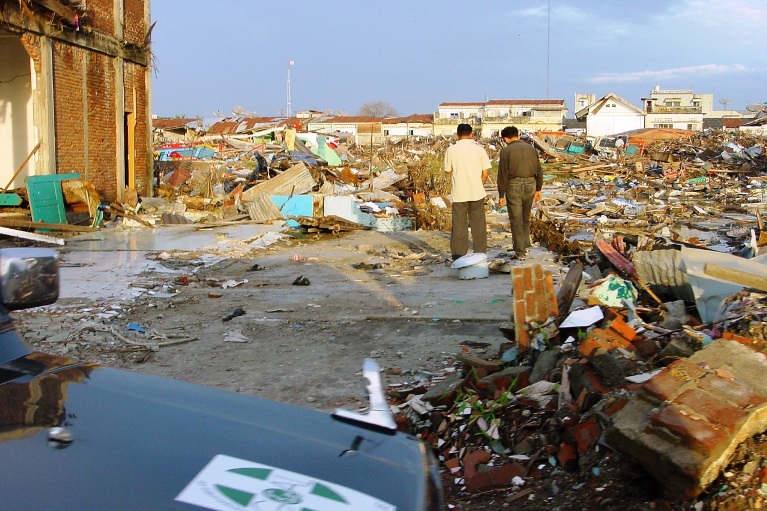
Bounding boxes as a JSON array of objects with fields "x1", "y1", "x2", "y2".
[{"x1": 589, "y1": 64, "x2": 753, "y2": 83}]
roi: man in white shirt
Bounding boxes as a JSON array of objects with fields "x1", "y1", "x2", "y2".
[{"x1": 443, "y1": 123, "x2": 491, "y2": 260}]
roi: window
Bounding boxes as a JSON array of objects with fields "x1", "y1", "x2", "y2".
[
  {"x1": 450, "y1": 113, "x2": 458, "y2": 119},
  {"x1": 687, "y1": 124, "x2": 694, "y2": 130},
  {"x1": 656, "y1": 123, "x2": 673, "y2": 128},
  {"x1": 383, "y1": 130, "x2": 389, "y2": 136},
  {"x1": 408, "y1": 129, "x2": 414, "y2": 136}
]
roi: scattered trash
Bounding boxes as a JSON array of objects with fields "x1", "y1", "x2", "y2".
[
  {"x1": 222, "y1": 307, "x2": 245, "y2": 322},
  {"x1": 292, "y1": 275, "x2": 310, "y2": 286}
]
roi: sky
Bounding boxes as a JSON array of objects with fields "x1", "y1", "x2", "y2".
[{"x1": 150, "y1": 1, "x2": 767, "y2": 122}]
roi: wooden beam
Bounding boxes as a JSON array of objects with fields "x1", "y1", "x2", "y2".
[
  {"x1": 704, "y1": 263, "x2": 767, "y2": 293},
  {"x1": 0, "y1": 226, "x2": 63, "y2": 245},
  {"x1": 0, "y1": 218, "x2": 97, "y2": 232}
]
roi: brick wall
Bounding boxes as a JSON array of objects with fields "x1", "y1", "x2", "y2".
[
  {"x1": 124, "y1": 0, "x2": 148, "y2": 45},
  {"x1": 52, "y1": 44, "x2": 87, "y2": 179},
  {"x1": 83, "y1": 0, "x2": 116, "y2": 38},
  {"x1": 125, "y1": 61, "x2": 151, "y2": 194},
  {"x1": 15, "y1": 0, "x2": 151, "y2": 203}
]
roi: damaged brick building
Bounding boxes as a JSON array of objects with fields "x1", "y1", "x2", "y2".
[{"x1": 0, "y1": 0, "x2": 153, "y2": 202}]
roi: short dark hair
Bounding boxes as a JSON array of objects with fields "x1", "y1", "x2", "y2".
[
  {"x1": 456, "y1": 123, "x2": 473, "y2": 136},
  {"x1": 501, "y1": 126, "x2": 518, "y2": 139}
]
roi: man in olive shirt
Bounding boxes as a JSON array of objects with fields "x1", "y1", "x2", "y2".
[
  {"x1": 444, "y1": 123, "x2": 491, "y2": 260},
  {"x1": 497, "y1": 126, "x2": 543, "y2": 260}
]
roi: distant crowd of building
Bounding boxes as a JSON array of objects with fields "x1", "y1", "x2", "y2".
[{"x1": 154, "y1": 87, "x2": 767, "y2": 147}]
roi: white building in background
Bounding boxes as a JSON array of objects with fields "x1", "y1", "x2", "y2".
[
  {"x1": 642, "y1": 86, "x2": 711, "y2": 131},
  {"x1": 574, "y1": 93, "x2": 645, "y2": 137},
  {"x1": 434, "y1": 100, "x2": 567, "y2": 137}
]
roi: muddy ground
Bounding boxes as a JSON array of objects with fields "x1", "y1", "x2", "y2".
[{"x1": 16, "y1": 227, "x2": 541, "y2": 409}]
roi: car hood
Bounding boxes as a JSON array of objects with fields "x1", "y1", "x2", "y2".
[{"x1": 0, "y1": 352, "x2": 435, "y2": 510}]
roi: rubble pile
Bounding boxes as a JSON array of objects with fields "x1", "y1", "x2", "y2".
[
  {"x1": 383, "y1": 218, "x2": 767, "y2": 510},
  {"x1": 7, "y1": 125, "x2": 767, "y2": 510}
]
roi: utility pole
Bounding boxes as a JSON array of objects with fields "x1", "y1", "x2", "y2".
[
  {"x1": 546, "y1": 0, "x2": 551, "y2": 99},
  {"x1": 286, "y1": 60, "x2": 293, "y2": 118}
]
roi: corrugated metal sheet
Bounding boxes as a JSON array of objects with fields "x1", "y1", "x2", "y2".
[{"x1": 153, "y1": 118, "x2": 199, "y2": 129}]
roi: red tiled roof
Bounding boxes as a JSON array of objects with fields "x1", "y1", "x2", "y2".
[
  {"x1": 207, "y1": 116, "x2": 282, "y2": 134},
  {"x1": 153, "y1": 117, "x2": 199, "y2": 129},
  {"x1": 486, "y1": 99, "x2": 565, "y2": 106},
  {"x1": 383, "y1": 114, "x2": 434, "y2": 124},
  {"x1": 439, "y1": 102, "x2": 485, "y2": 107},
  {"x1": 722, "y1": 118, "x2": 746, "y2": 128},
  {"x1": 310, "y1": 116, "x2": 384, "y2": 123}
]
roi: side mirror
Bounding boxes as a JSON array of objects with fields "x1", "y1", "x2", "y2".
[{"x1": 0, "y1": 248, "x2": 59, "y2": 311}]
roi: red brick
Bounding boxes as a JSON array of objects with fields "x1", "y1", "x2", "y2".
[
  {"x1": 601, "y1": 396, "x2": 629, "y2": 416},
  {"x1": 543, "y1": 271, "x2": 559, "y2": 319},
  {"x1": 570, "y1": 417, "x2": 602, "y2": 456},
  {"x1": 698, "y1": 373, "x2": 767, "y2": 409},
  {"x1": 609, "y1": 315, "x2": 637, "y2": 342},
  {"x1": 522, "y1": 266, "x2": 533, "y2": 292},
  {"x1": 722, "y1": 331, "x2": 758, "y2": 347},
  {"x1": 462, "y1": 449, "x2": 491, "y2": 480},
  {"x1": 556, "y1": 442, "x2": 578, "y2": 472},
  {"x1": 633, "y1": 336, "x2": 659, "y2": 357},
  {"x1": 650, "y1": 403, "x2": 730, "y2": 456},
  {"x1": 525, "y1": 290, "x2": 537, "y2": 318},
  {"x1": 464, "y1": 463, "x2": 526, "y2": 492},
  {"x1": 673, "y1": 388, "x2": 747, "y2": 432},
  {"x1": 578, "y1": 328, "x2": 635, "y2": 357},
  {"x1": 643, "y1": 359, "x2": 708, "y2": 402},
  {"x1": 443, "y1": 457, "x2": 461, "y2": 474},
  {"x1": 512, "y1": 268, "x2": 527, "y2": 302}
]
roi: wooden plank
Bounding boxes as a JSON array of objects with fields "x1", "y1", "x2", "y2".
[
  {"x1": 0, "y1": 218, "x2": 97, "y2": 232},
  {"x1": 704, "y1": 263, "x2": 767, "y2": 293},
  {"x1": 0, "y1": 226, "x2": 64, "y2": 245},
  {"x1": 246, "y1": 193, "x2": 284, "y2": 222},
  {"x1": 3, "y1": 140, "x2": 41, "y2": 192},
  {"x1": 556, "y1": 261, "x2": 584, "y2": 324},
  {"x1": 241, "y1": 162, "x2": 316, "y2": 202}
]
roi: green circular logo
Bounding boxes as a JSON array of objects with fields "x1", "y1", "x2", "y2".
[{"x1": 263, "y1": 488, "x2": 302, "y2": 505}]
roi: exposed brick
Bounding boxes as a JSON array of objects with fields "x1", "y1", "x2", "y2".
[
  {"x1": 525, "y1": 290, "x2": 537, "y2": 318},
  {"x1": 643, "y1": 359, "x2": 708, "y2": 402},
  {"x1": 465, "y1": 463, "x2": 526, "y2": 492},
  {"x1": 633, "y1": 336, "x2": 659, "y2": 357},
  {"x1": 556, "y1": 442, "x2": 578, "y2": 472},
  {"x1": 513, "y1": 264, "x2": 558, "y2": 352},
  {"x1": 650, "y1": 403, "x2": 730, "y2": 457},
  {"x1": 578, "y1": 327, "x2": 635, "y2": 358},
  {"x1": 543, "y1": 271, "x2": 559, "y2": 319},
  {"x1": 722, "y1": 331, "x2": 758, "y2": 347},
  {"x1": 462, "y1": 449, "x2": 491, "y2": 479},
  {"x1": 569, "y1": 417, "x2": 602, "y2": 456},
  {"x1": 443, "y1": 457, "x2": 461, "y2": 474},
  {"x1": 609, "y1": 315, "x2": 637, "y2": 342},
  {"x1": 697, "y1": 373, "x2": 767, "y2": 409},
  {"x1": 673, "y1": 388, "x2": 747, "y2": 432},
  {"x1": 15, "y1": 0, "x2": 152, "y2": 202}
]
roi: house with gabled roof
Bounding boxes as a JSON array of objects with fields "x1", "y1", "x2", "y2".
[{"x1": 575, "y1": 93, "x2": 645, "y2": 137}]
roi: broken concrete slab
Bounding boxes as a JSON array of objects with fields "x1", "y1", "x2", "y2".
[{"x1": 607, "y1": 339, "x2": 767, "y2": 500}]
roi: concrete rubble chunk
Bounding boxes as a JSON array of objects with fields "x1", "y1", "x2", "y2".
[{"x1": 607, "y1": 339, "x2": 767, "y2": 500}]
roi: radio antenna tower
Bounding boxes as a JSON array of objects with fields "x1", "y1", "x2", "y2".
[{"x1": 287, "y1": 60, "x2": 294, "y2": 118}]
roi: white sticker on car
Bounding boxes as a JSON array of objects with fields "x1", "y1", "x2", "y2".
[{"x1": 176, "y1": 454, "x2": 397, "y2": 511}]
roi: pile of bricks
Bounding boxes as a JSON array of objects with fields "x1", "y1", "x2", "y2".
[{"x1": 392, "y1": 262, "x2": 767, "y2": 506}]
